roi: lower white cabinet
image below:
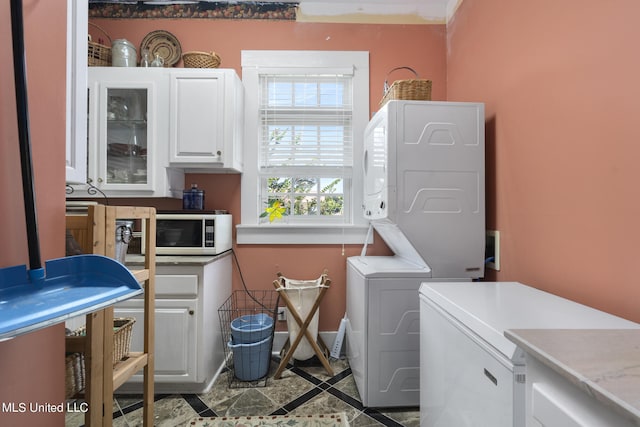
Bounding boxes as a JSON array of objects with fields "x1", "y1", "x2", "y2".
[
  {"x1": 116, "y1": 253, "x2": 232, "y2": 393},
  {"x1": 116, "y1": 298, "x2": 197, "y2": 383},
  {"x1": 525, "y1": 355, "x2": 637, "y2": 427}
]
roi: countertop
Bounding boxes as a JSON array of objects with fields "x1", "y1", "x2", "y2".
[
  {"x1": 125, "y1": 250, "x2": 231, "y2": 267},
  {"x1": 505, "y1": 329, "x2": 640, "y2": 425}
]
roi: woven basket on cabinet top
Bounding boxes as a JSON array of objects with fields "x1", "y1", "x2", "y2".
[
  {"x1": 379, "y1": 66, "x2": 432, "y2": 107},
  {"x1": 182, "y1": 51, "x2": 222, "y2": 68},
  {"x1": 87, "y1": 23, "x2": 112, "y2": 67}
]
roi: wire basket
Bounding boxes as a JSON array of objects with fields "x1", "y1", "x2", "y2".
[
  {"x1": 218, "y1": 290, "x2": 279, "y2": 388},
  {"x1": 182, "y1": 51, "x2": 222, "y2": 68},
  {"x1": 88, "y1": 22, "x2": 112, "y2": 67},
  {"x1": 379, "y1": 66, "x2": 432, "y2": 108}
]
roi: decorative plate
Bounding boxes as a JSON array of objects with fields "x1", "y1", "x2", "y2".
[{"x1": 140, "y1": 30, "x2": 182, "y2": 67}]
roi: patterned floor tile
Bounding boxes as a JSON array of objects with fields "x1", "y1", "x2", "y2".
[{"x1": 64, "y1": 356, "x2": 419, "y2": 426}]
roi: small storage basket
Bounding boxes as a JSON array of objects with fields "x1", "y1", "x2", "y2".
[
  {"x1": 111, "y1": 317, "x2": 136, "y2": 363},
  {"x1": 379, "y1": 66, "x2": 432, "y2": 108},
  {"x1": 64, "y1": 317, "x2": 135, "y2": 398},
  {"x1": 182, "y1": 51, "x2": 221, "y2": 68},
  {"x1": 65, "y1": 352, "x2": 85, "y2": 399},
  {"x1": 88, "y1": 23, "x2": 112, "y2": 67}
]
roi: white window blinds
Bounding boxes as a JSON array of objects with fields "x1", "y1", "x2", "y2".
[{"x1": 259, "y1": 75, "x2": 353, "y2": 171}]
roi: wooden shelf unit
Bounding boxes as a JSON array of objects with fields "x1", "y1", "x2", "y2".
[{"x1": 66, "y1": 205, "x2": 156, "y2": 427}]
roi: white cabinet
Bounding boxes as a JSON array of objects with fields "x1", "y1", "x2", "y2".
[
  {"x1": 68, "y1": 68, "x2": 184, "y2": 198},
  {"x1": 67, "y1": 67, "x2": 243, "y2": 198},
  {"x1": 168, "y1": 69, "x2": 243, "y2": 172},
  {"x1": 116, "y1": 298, "x2": 197, "y2": 383},
  {"x1": 525, "y1": 353, "x2": 636, "y2": 427},
  {"x1": 116, "y1": 253, "x2": 232, "y2": 393}
]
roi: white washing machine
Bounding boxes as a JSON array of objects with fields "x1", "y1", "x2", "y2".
[{"x1": 346, "y1": 256, "x2": 432, "y2": 408}]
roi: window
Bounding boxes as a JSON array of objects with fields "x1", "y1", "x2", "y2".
[
  {"x1": 238, "y1": 51, "x2": 370, "y2": 244},
  {"x1": 260, "y1": 74, "x2": 351, "y2": 223}
]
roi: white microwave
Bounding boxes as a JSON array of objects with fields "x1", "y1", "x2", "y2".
[{"x1": 143, "y1": 212, "x2": 232, "y2": 256}]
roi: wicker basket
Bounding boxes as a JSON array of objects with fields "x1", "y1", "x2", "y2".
[
  {"x1": 182, "y1": 51, "x2": 221, "y2": 68},
  {"x1": 64, "y1": 317, "x2": 135, "y2": 398},
  {"x1": 379, "y1": 66, "x2": 432, "y2": 108},
  {"x1": 88, "y1": 23, "x2": 112, "y2": 67},
  {"x1": 65, "y1": 352, "x2": 85, "y2": 399}
]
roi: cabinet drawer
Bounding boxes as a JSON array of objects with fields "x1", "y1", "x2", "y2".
[{"x1": 156, "y1": 274, "x2": 198, "y2": 297}]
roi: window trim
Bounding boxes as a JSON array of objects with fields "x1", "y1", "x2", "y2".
[{"x1": 238, "y1": 50, "x2": 370, "y2": 245}]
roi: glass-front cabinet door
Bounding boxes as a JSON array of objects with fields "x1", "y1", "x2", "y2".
[
  {"x1": 91, "y1": 80, "x2": 154, "y2": 192},
  {"x1": 87, "y1": 69, "x2": 165, "y2": 194},
  {"x1": 102, "y1": 86, "x2": 150, "y2": 188}
]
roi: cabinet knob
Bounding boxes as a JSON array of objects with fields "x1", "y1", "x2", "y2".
[
  {"x1": 189, "y1": 310, "x2": 195, "y2": 315},
  {"x1": 97, "y1": 177, "x2": 103, "y2": 183},
  {"x1": 216, "y1": 150, "x2": 222, "y2": 156}
]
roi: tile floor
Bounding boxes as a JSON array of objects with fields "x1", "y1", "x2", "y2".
[{"x1": 65, "y1": 356, "x2": 419, "y2": 427}]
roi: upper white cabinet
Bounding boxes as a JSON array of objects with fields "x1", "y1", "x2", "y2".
[
  {"x1": 169, "y1": 69, "x2": 244, "y2": 172},
  {"x1": 67, "y1": 67, "x2": 243, "y2": 199},
  {"x1": 68, "y1": 67, "x2": 184, "y2": 198}
]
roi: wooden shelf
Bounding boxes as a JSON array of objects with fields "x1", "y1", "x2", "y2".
[
  {"x1": 113, "y1": 352, "x2": 149, "y2": 390},
  {"x1": 131, "y1": 269, "x2": 150, "y2": 283},
  {"x1": 66, "y1": 205, "x2": 156, "y2": 427}
]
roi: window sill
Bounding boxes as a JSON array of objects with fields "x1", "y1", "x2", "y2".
[{"x1": 236, "y1": 224, "x2": 372, "y2": 245}]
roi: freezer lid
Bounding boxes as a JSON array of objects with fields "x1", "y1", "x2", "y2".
[
  {"x1": 348, "y1": 255, "x2": 432, "y2": 278},
  {"x1": 419, "y1": 282, "x2": 640, "y2": 361},
  {"x1": 371, "y1": 220, "x2": 428, "y2": 268}
]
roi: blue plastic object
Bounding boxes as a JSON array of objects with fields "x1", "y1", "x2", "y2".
[
  {"x1": 1, "y1": 0, "x2": 143, "y2": 342},
  {"x1": 230, "y1": 313, "x2": 274, "y2": 344},
  {"x1": 228, "y1": 335, "x2": 273, "y2": 381},
  {"x1": 0, "y1": 255, "x2": 143, "y2": 340}
]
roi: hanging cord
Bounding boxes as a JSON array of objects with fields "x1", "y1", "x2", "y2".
[{"x1": 231, "y1": 248, "x2": 279, "y2": 313}]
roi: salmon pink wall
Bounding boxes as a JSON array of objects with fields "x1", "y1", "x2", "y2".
[
  {"x1": 92, "y1": 19, "x2": 447, "y2": 330},
  {"x1": 447, "y1": 0, "x2": 640, "y2": 323},
  {"x1": 0, "y1": 0, "x2": 66, "y2": 425}
]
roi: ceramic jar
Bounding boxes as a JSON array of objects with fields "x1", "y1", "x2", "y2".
[{"x1": 112, "y1": 39, "x2": 137, "y2": 67}]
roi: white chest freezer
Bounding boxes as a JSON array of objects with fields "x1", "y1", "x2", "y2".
[{"x1": 419, "y1": 282, "x2": 640, "y2": 427}]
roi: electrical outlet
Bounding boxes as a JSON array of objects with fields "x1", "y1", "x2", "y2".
[
  {"x1": 277, "y1": 307, "x2": 287, "y2": 321},
  {"x1": 486, "y1": 230, "x2": 501, "y2": 271}
]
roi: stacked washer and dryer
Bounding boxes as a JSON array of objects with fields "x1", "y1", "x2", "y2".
[{"x1": 345, "y1": 100, "x2": 485, "y2": 407}]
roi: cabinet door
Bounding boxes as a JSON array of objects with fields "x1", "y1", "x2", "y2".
[
  {"x1": 87, "y1": 68, "x2": 168, "y2": 194},
  {"x1": 115, "y1": 298, "x2": 197, "y2": 383},
  {"x1": 169, "y1": 70, "x2": 225, "y2": 165},
  {"x1": 94, "y1": 82, "x2": 153, "y2": 191}
]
